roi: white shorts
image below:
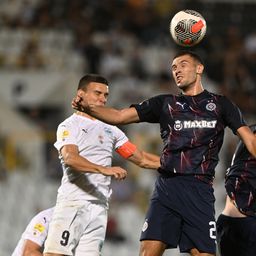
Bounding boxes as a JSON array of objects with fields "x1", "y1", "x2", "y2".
[{"x1": 44, "y1": 200, "x2": 108, "y2": 256}]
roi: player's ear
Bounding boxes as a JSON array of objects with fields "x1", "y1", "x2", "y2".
[
  {"x1": 77, "y1": 89, "x2": 85, "y2": 97},
  {"x1": 196, "y1": 63, "x2": 204, "y2": 75}
]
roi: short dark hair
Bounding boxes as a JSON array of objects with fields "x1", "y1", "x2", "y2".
[
  {"x1": 173, "y1": 50, "x2": 204, "y2": 65},
  {"x1": 77, "y1": 74, "x2": 109, "y2": 90}
]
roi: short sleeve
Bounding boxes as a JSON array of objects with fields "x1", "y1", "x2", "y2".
[
  {"x1": 54, "y1": 122, "x2": 78, "y2": 151},
  {"x1": 22, "y1": 209, "x2": 52, "y2": 246},
  {"x1": 131, "y1": 95, "x2": 165, "y2": 123},
  {"x1": 220, "y1": 96, "x2": 247, "y2": 134},
  {"x1": 112, "y1": 125, "x2": 129, "y2": 150}
]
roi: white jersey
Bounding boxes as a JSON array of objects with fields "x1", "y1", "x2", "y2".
[
  {"x1": 54, "y1": 113, "x2": 128, "y2": 204},
  {"x1": 12, "y1": 207, "x2": 54, "y2": 256}
]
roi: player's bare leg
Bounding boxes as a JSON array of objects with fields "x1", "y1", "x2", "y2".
[
  {"x1": 139, "y1": 240, "x2": 167, "y2": 256},
  {"x1": 190, "y1": 248, "x2": 215, "y2": 256}
]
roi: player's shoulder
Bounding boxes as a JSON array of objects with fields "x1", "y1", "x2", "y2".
[
  {"x1": 32, "y1": 207, "x2": 54, "y2": 222},
  {"x1": 156, "y1": 93, "x2": 175, "y2": 99},
  {"x1": 57, "y1": 113, "x2": 86, "y2": 128},
  {"x1": 205, "y1": 90, "x2": 236, "y2": 107},
  {"x1": 149, "y1": 93, "x2": 176, "y2": 102},
  {"x1": 58, "y1": 114, "x2": 75, "y2": 126},
  {"x1": 204, "y1": 90, "x2": 226, "y2": 99}
]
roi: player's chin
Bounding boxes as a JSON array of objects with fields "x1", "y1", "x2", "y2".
[{"x1": 177, "y1": 82, "x2": 185, "y2": 88}]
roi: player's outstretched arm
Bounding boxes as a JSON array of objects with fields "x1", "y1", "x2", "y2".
[
  {"x1": 61, "y1": 144, "x2": 127, "y2": 180},
  {"x1": 237, "y1": 126, "x2": 256, "y2": 158},
  {"x1": 22, "y1": 239, "x2": 42, "y2": 256},
  {"x1": 128, "y1": 149, "x2": 160, "y2": 170},
  {"x1": 72, "y1": 95, "x2": 139, "y2": 125},
  {"x1": 116, "y1": 141, "x2": 160, "y2": 170}
]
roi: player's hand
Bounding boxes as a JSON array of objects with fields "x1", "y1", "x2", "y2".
[
  {"x1": 99, "y1": 166, "x2": 127, "y2": 180},
  {"x1": 72, "y1": 95, "x2": 87, "y2": 112}
]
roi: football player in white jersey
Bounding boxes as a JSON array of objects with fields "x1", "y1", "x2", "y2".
[
  {"x1": 12, "y1": 207, "x2": 54, "y2": 256},
  {"x1": 43, "y1": 74, "x2": 160, "y2": 256}
]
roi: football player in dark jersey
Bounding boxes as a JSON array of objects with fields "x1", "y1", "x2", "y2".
[
  {"x1": 217, "y1": 124, "x2": 256, "y2": 256},
  {"x1": 72, "y1": 51, "x2": 256, "y2": 256}
]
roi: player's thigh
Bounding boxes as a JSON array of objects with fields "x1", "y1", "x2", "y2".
[
  {"x1": 179, "y1": 180, "x2": 216, "y2": 254},
  {"x1": 74, "y1": 202, "x2": 108, "y2": 256},
  {"x1": 140, "y1": 198, "x2": 182, "y2": 249},
  {"x1": 44, "y1": 201, "x2": 100, "y2": 255},
  {"x1": 44, "y1": 202, "x2": 84, "y2": 255}
]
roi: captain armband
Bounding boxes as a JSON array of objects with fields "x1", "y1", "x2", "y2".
[{"x1": 116, "y1": 141, "x2": 137, "y2": 159}]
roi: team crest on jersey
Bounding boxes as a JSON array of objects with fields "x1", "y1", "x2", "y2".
[
  {"x1": 104, "y1": 127, "x2": 113, "y2": 136},
  {"x1": 142, "y1": 219, "x2": 148, "y2": 232},
  {"x1": 98, "y1": 135, "x2": 104, "y2": 144},
  {"x1": 206, "y1": 102, "x2": 216, "y2": 111}
]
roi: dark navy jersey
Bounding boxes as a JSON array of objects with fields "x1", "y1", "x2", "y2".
[
  {"x1": 225, "y1": 124, "x2": 256, "y2": 215},
  {"x1": 226, "y1": 125, "x2": 256, "y2": 183},
  {"x1": 132, "y1": 90, "x2": 246, "y2": 182}
]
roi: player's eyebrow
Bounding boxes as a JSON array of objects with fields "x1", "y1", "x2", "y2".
[
  {"x1": 94, "y1": 89, "x2": 109, "y2": 96},
  {"x1": 171, "y1": 59, "x2": 189, "y2": 70}
]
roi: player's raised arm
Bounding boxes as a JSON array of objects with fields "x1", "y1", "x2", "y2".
[
  {"x1": 115, "y1": 141, "x2": 160, "y2": 170},
  {"x1": 128, "y1": 149, "x2": 161, "y2": 170},
  {"x1": 72, "y1": 94, "x2": 139, "y2": 125}
]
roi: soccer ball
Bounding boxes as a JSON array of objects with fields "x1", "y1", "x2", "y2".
[{"x1": 170, "y1": 10, "x2": 207, "y2": 47}]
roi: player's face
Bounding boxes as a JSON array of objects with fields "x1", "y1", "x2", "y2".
[
  {"x1": 81, "y1": 82, "x2": 109, "y2": 107},
  {"x1": 171, "y1": 54, "x2": 201, "y2": 91}
]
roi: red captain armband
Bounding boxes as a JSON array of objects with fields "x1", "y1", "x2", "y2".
[{"x1": 116, "y1": 141, "x2": 137, "y2": 159}]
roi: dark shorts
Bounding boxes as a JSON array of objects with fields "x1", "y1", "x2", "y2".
[
  {"x1": 140, "y1": 175, "x2": 216, "y2": 254},
  {"x1": 217, "y1": 214, "x2": 256, "y2": 256}
]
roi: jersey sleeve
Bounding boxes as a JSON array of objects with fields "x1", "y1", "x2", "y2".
[
  {"x1": 131, "y1": 95, "x2": 164, "y2": 123},
  {"x1": 220, "y1": 96, "x2": 247, "y2": 134},
  {"x1": 22, "y1": 208, "x2": 53, "y2": 246},
  {"x1": 111, "y1": 125, "x2": 129, "y2": 150},
  {"x1": 54, "y1": 122, "x2": 78, "y2": 151},
  {"x1": 115, "y1": 141, "x2": 137, "y2": 158}
]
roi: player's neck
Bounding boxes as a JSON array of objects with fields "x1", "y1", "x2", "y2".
[
  {"x1": 75, "y1": 111, "x2": 96, "y2": 120},
  {"x1": 181, "y1": 83, "x2": 204, "y2": 96}
]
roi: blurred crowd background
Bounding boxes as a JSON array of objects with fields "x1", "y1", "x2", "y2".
[{"x1": 0, "y1": 0, "x2": 256, "y2": 255}]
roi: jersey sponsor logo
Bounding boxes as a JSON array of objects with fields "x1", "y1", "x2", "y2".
[
  {"x1": 33, "y1": 223, "x2": 45, "y2": 236},
  {"x1": 174, "y1": 120, "x2": 183, "y2": 131},
  {"x1": 174, "y1": 120, "x2": 217, "y2": 130},
  {"x1": 57, "y1": 130, "x2": 70, "y2": 141}
]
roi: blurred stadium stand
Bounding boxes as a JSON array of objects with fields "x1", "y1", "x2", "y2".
[{"x1": 0, "y1": 0, "x2": 255, "y2": 255}]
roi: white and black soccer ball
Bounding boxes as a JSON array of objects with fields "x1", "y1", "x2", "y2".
[{"x1": 170, "y1": 10, "x2": 207, "y2": 47}]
